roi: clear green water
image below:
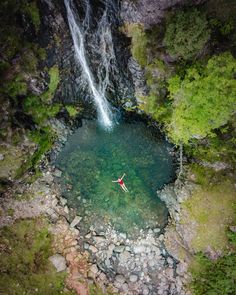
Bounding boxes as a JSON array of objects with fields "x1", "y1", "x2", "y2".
[{"x1": 55, "y1": 120, "x2": 175, "y2": 236}]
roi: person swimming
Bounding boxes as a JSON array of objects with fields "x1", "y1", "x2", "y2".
[{"x1": 112, "y1": 173, "x2": 129, "y2": 192}]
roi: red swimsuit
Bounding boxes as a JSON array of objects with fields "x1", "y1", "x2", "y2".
[{"x1": 118, "y1": 179, "x2": 124, "y2": 185}]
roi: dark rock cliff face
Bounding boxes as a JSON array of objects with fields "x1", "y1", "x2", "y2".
[
  {"x1": 120, "y1": 0, "x2": 206, "y2": 28},
  {"x1": 39, "y1": 0, "x2": 135, "y2": 109}
]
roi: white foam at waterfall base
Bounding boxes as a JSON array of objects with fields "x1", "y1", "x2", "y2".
[{"x1": 64, "y1": 0, "x2": 114, "y2": 130}]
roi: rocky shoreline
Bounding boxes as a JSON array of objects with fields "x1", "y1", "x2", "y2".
[{"x1": 0, "y1": 116, "x2": 192, "y2": 295}]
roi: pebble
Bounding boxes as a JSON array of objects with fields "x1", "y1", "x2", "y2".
[
  {"x1": 89, "y1": 245, "x2": 98, "y2": 253},
  {"x1": 85, "y1": 232, "x2": 92, "y2": 239},
  {"x1": 93, "y1": 236, "x2": 105, "y2": 243},
  {"x1": 119, "y1": 232, "x2": 127, "y2": 239},
  {"x1": 114, "y1": 245, "x2": 125, "y2": 253},
  {"x1": 90, "y1": 264, "x2": 98, "y2": 274},
  {"x1": 115, "y1": 275, "x2": 126, "y2": 284},
  {"x1": 154, "y1": 228, "x2": 160, "y2": 233},
  {"x1": 70, "y1": 216, "x2": 82, "y2": 228},
  {"x1": 0, "y1": 153, "x2": 4, "y2": 161},
  {"x1": 99, "y1": 272, "x2": 107, "y2": 281},
  {"x1": 159, "y1": 234, "x2": 164, "y2": 241},
  {"x1": 84, "y1": 242, "x2": 90, "y2": 250},
  {"x1": 105, "y1": 258, "x2": 111, "y2": 268},
  {"x1": 143, "y1": 286, "x2": 149, "y2": 295},
  {"x1": 64, "y1": 205, "x2": 69, "y2": 214},
  {"x1": 167, "y1": 257, "x2": 174, "y2": 267},
  {"x1": 119, "y1": 250, "x2": 131, "y2": 263},
  {"x1": 133, "y1": 245, "x2": 146, "y2": 254},
  {"x1": 59, "y1": 197, "x2": 67, "y2": 206},
  {"x1": 122, "y1": 283, "x2": 129, "y2": 292},
  {"x1": 148, "y1": 260, "x2": 155, "y2": 267},
  {"x1": 129, "y1": 274, "x2": 138, "y2": 282},
  {"x1": 53, "y1": 169, "x2": 62, "y2": 177}
]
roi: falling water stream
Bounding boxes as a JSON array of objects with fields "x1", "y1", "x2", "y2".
[{"x1": 64, "y1": 0, "x2": 115, "y2": 129}]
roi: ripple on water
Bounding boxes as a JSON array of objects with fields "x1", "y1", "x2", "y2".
[{"x1": 55, "y1": 120, "x2": 176, "y2": 237}]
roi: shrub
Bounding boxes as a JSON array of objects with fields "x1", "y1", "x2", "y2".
[
  {"x1": 167, "y1": 52, "x2": 236, "y2": 144},
  {"x1": 190, "y1": 250, "x2": 236, "y2": 295},
  {"x1": 163, "y1": 8, "x2": 210, "y2": 60}
]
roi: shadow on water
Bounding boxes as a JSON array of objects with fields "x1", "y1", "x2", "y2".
[{"x1": 55, "y1": 119, "x2": 176, "y2": 237}]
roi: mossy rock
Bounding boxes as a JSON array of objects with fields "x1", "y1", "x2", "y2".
[{"x1": 0, "y1": 145, "x2": 30, "y2": 180}]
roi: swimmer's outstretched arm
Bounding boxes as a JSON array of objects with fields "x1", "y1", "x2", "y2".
[
  {"x1": 121, "y1": 173, "x2": 126, "y2": 180},
  {"x1": 112, "y1": 179, "x2": 118, "y2": 182}
]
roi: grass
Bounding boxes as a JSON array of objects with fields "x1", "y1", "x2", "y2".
[
  {"x1": 89, "y1": 284, "x2": 116, "y2": 295},
  {"x1": 16, "y1": 127, "x2": 56, "y2": 178},
  {"x1": 3, "y1": 74, "x2": 27, "y2": 98},
  {"x1": 21, "y1": 0, "x2": 41, "y2": 31},
  {"x1": 41, "y1": 66, "x2": 60, "y2": 102},
  {"x1": 182, "y1": 179, "x2": 236, "y2": 252},
  {"x1": 23, "y1": 95, "x2": 61, "y2": 125},
  {"x1": 65, "y1": 105, "x2": 78, "y2": 118},
  {"x1": 0, "y1": 145, "x2": 27, "y2": 180},
  {"x1": 0, "y1": 218, "x2": 75, "y2": 295}
]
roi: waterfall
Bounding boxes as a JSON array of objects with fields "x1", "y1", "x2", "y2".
[{"x1": 64, "y1": 0, "x2": 115, "y2": 129}]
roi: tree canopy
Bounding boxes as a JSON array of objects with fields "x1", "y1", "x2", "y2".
[
  {"x1": 167, "y1": 52, "x2": 236, "y2": 144},
  {"x1": 163, "y1": 8, "x2": 210, "y2": 60}
]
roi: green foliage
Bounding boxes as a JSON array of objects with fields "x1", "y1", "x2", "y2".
[
  {"x1": 210, "y1": 18, "x2": 234, "y2": 36},
  {"x1": 17, "y1": 127, "x2": 56, "y2": 177},
  {"x1": 185, "y1": 124, "x2": 236, "y2": 165},
  {"x1": 42, "y1": 66, "x2": 60, "y2": 102},
  {"x1": 167, "y1": 52, "x2": 236, "y2": 144},
  {"x1": 227, "y1": 230, "x2": 236, "y2": 247},
  {"x1": 23, "y1": 95, "x2": 60, "y2": 125},
  {"x1": 163, "y1": 8, "x2": 210, "y2": 60},
  {"x1": 21, "y1": 1, "x2": 40, "y2": 31},
  {"x1": 142, "y1": 91, "x2": 171, "y2": 124},
  {"x1": 65, "y1": 105, "x2": 78, "y2": 118},
  {"x1": 123, "y1": 23, "x2": 148, "y2": 66},
  {"x1": 190, "y1": 250, "x2": 236, "y2": 295},
  {"x1": 89, "y1": 284, "x2": 116, "y2": 295},
  {"x1": 0, "y1": 219, "x2": 74, "y2": 295},
  {"x1": 3, "y1": 74, "x2": 27, "y2": 98},
  {"x1": 139, "y1": 58, "x2": 173, "y2": 124}
]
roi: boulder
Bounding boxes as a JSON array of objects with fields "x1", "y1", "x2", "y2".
[{"x1": 49, "y1": 254, "x2": 67, "y2": 272}]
